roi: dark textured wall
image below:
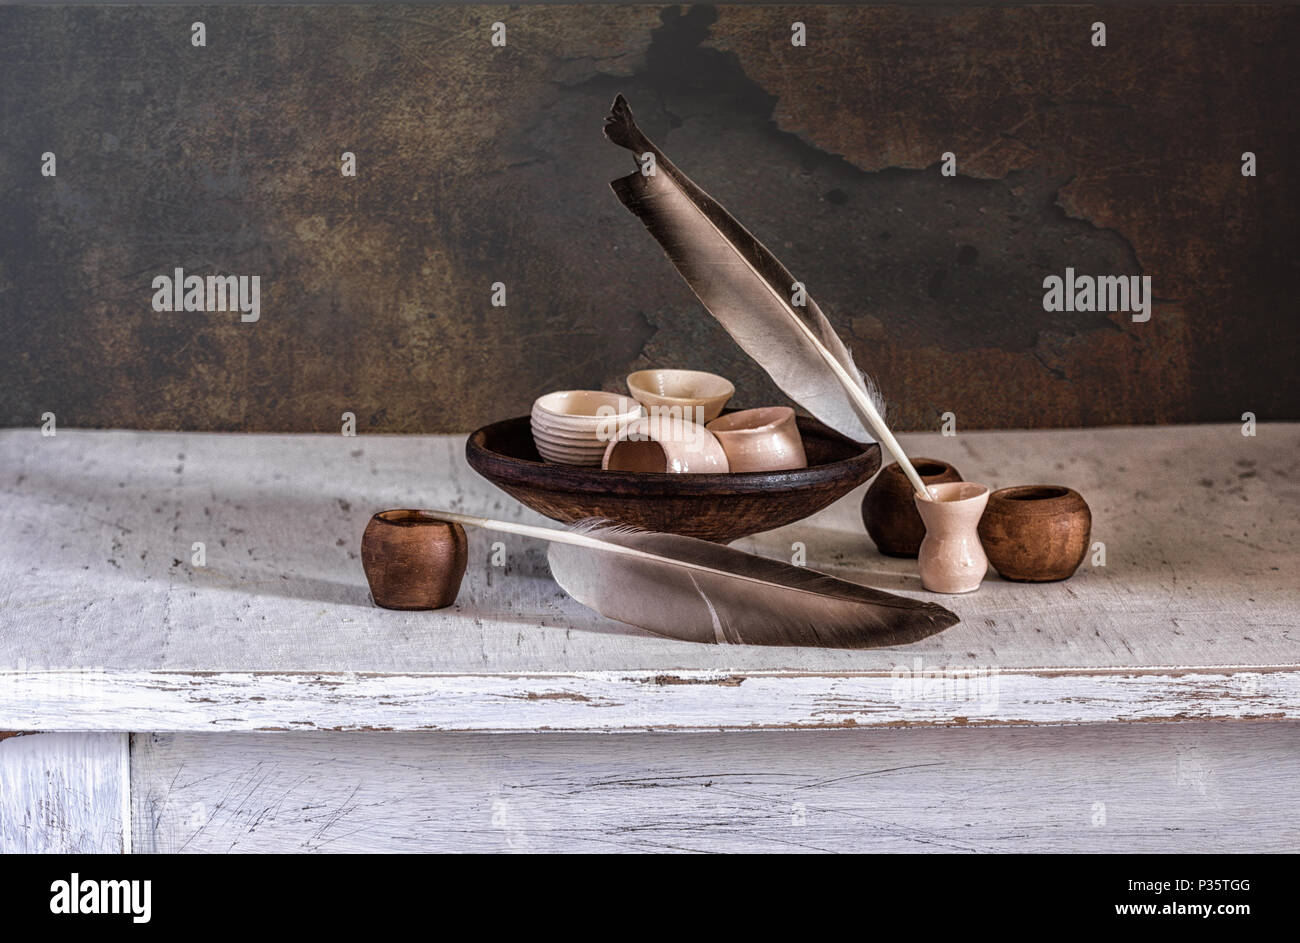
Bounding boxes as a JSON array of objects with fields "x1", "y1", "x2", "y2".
[{"x1": 2, "y1": 4, "x2": 1296, "y2": 433}]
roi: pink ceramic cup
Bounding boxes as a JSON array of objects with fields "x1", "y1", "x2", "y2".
[
  {"x1": 705, "y1": 406, "x2": 807, "y2": 473},
  {"x1": 602, "y1": 416, "x2": 730, "y2": 474},
  {"x1": 914, "y1": 481, "x2": 990, "y2": 594}
]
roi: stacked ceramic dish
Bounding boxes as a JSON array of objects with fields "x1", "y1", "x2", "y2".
[
  {"x1": 530, "y1": 390, "x2": 644, "y2": 466},
  {"x1": 529, "y1": 369, "x2": 812, "y2": 476},
  {"x1": 479, "y1": 367, "x2": 879, "y2": 541}
]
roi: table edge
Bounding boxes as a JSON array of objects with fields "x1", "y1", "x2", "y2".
[{"x1": 3, "y1": 666, "x2": 1297, "y2": 732}]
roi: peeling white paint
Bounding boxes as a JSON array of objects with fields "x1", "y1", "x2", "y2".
[
  {"x1": 0, "y1": 732, "x2": 127, "y2": 853},
  {"x1": 2, "y1": 667, "x2": 1298, "y2": 733}
]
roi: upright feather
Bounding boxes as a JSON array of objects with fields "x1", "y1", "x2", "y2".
[
  {"x1": 604, "y1": 94, "x2": 929, "y2": 498},
  {"x1": 426, "y1": 510, "x2": 958, "y2": 648}
]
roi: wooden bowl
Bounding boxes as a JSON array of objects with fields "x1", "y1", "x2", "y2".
[
  {"x1": 466, "y1": 414, "x2": 881, "y2": 542},
  {"x1": 978, "y1": 485, "x2": 1091, "y2": 582}
]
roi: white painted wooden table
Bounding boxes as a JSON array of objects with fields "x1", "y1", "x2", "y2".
[{"x1": 2, "y1": 425, "x2": 1297, "y2": 852}]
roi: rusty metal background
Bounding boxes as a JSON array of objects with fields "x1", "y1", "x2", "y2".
[{"x1": 1, "y1": 5, "x2": 1296, "y2": 432}]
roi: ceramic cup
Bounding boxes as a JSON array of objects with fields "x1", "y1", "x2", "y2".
[
  {"x1": 705, "y1": 406, "x2": 807, "y2": 473},
  {"x1": 603, "y1": 415, "x2": 730, "y2": 474},
  {"x1": 978, "y1": 485, "x2": 1092, "y2": 582},
  {"x1": 914, "y1": 482, "x2": 990, "y2": 594},
  {"x1": 625, "y1": 369, "x2": 735, "y2": 425},
  {"x1": 531, "y1": 391, "x2": 644, "y2": 466},
  {"x1": 861, "y1": 458, "x2": 964, "y2": 557},
  {"x1": 361, "y1": 510, "x2": 468, "y2": 610}
]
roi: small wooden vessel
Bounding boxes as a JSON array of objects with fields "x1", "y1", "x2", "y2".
[{"x1": 978, "y1": 485, "x2": 1092, "y2": 582}]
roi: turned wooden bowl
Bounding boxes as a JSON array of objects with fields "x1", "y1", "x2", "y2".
[
  {"x1": 466, "y1": 413, "x2": 881, "y2": 542},
  {"x1": 978, "y1": 485, "x2": 1092, "y2": 582}
]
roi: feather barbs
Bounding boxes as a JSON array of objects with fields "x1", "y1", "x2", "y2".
[
  {"x1": 604, "y1": 94, "x2": 931, "y2": 499},
  {"x1": 426, "y1": 510, "x2": 958, "y2": 648}
]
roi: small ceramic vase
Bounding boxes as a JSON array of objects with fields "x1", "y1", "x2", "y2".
[
  {"x1": 705, "y1": 406, "x2": 807, "y2": 473},
  {"x1": 978, "y1": 485, "x2": 1092, "y2": 582},
  {"x1": 861, "y1": 458, "x2": 963, "y2": 557},
  {"x1": 361, "y1": 510, "x2": 468, "y2": 610},
  {"x1": 603, "y1": 415, "x2": 730, "y2": 474},
  {"x1": 914, "y1": 482, "x2": 990, "y2": 594},
  {"x1": 626, "y1": 369, "x2": 735, "y2": 424}
]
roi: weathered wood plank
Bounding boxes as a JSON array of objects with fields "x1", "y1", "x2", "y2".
[
  {"x1": 0, "y1": 732, "x2": 128, "y2": 853},
  {"x1": 2, "y1": 667, "x2": 1296, "y2": 732},
  {"x1": 2, "y1": 425, "x2": 1296, "y2": 677},
  {"x1": 130, "y1": 723, "x2": 1300, "y2": 853}
]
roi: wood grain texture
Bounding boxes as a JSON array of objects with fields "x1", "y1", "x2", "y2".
[
  {"x1": 2, "y1": 668, "x2": 1297, "y2": 733},
  {"x1": 979, "y1": 485, "x2": 1092, "y2": 582},
  {"x1": 2, "y1": 424, "x2": 1295, "y2": 676},
  {"x1": 0, "y1": 732, "x2": 128, "y2": 853},
  {"x1": 360, "y1": 511, "x2": 468, "y2": 611},
  {"x1": 129, "y1": 723, "x2": 1300, "y2": 853}
]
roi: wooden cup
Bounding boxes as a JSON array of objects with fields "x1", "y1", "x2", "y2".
[
  {"x1": 361, "y1": 510, "x2": 468, "y2": 610},
  {"x1": 978, "y1": 485, "x2": 1092, "y2": 582}
]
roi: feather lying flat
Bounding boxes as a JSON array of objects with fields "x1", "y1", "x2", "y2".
[
  {"x1": 604, "y1": 94, "x2": 929, "y2": 498},
  {"x1": 428, "y1": 511, "x2": 959, "y2": 649}
]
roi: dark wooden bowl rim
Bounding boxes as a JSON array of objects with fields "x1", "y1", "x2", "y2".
[
  {"x1": 466, "y1": 413, "x2": 879, "y2": 496},
  {"x1": 911, "y1": 459, "x2": 958, "y2": 477},
  {"x1": 370, "y1": 509, "x2": 451, "y2": 527}
]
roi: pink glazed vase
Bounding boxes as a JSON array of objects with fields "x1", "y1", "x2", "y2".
[{"x1": 914, "y1": 481, "x2": 990, "y2": 594}]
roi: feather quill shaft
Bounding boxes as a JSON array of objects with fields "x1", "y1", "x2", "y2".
[
  {"x1": 425, "y1": 510, "x2": 958, "y2": 648},
  {"x1": 603, "y1": 95, "x2": 929, "y2": 498}
]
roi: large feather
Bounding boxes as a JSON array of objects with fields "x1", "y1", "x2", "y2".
[
  {"x1": 604, "y1": 94, "x2": 929, "y2": 498},
  {"x1": 427, "y1": 510, "x2": 958, "y2": 648}
]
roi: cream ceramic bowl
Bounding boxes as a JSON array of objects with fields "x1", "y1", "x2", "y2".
[
  {"x1": 530, "y1": 427, "x2": 618, "y2": 465},
  {"x1": 531, "y1": 426, "x2": 613, "y2": 449},
  {"x1": 705, "y1": 406, "x2": 808, "y2": 473},
  {"x1": 530, "y1": 391, "x2": 644, "y2": 466},
  {"x1": 532, "y1": 391, "x2": 643, "y2": 430},
  {"x1": 602, "y1": 416, "x2": 730, "y2": 474},
  {"x1": 533, "y1": 437, "x2": 617, "y2": 466},
  {"x1": 625, "y1": 369, "x2": 735, "y2": 425}
]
